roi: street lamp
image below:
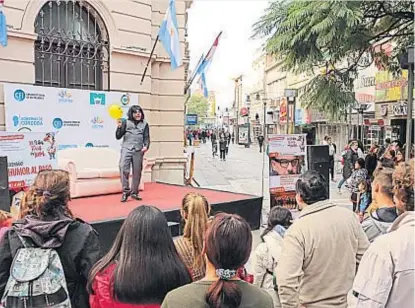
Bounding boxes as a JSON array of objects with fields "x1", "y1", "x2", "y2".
[
  {"x1": 245, "y1": 95, "x2": 252, "y2": 148},
  {"x1": 352, "y1": 101, "x2": 370, "y2": 144},
  {"x1": 399, "y1": 45, "x2": 414, "y2": 161}
]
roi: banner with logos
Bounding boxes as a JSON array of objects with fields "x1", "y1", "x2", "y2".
[
  {"x1": 268, "y1": 134, "x2": 307, "y2": 210},
  {"x1": 0, "y1": 132, "x2": 58, "y2": 189},
  {"x1": 3, "y1": 83, "x2": 139, "y2": 151}
]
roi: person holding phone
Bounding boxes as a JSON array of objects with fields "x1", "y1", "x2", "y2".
[{"x1": 116, "y1": 105, "x2": 150, "y2": 202}]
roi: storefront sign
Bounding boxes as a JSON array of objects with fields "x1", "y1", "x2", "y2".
[
  {"x1": 375, "y1": 70, "x2": 408, "y2": 102},
  {"x1": 185, "y1": 114, "x2": 198, "y2": 125},
  {"x1": 240, "y1": 107, "x2": 248, "y2": 116},
  {"x1": 380, "y1": 104, "x2": 388, "y2": 117},
  {"x1": 0, "y1": 132, "x2": 58, "y2": 189},
  {"x1": 392, "y1": 102, "x2": 407, "y2": 116}
]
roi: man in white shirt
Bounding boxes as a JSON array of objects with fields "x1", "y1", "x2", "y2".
[{"x1": 327, "y1": 137, "x2": 336, "y2": 181}]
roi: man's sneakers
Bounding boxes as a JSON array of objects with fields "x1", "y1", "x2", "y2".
[
  {"x1": 121, "y1": 192, "x2": 129, "y2": 202},
  {"x1": 130, "y1": 193, "x2": 142, "y2": 201},
  {"x1": 121, "y1": 192, "x2": 143, "y2": 202}
]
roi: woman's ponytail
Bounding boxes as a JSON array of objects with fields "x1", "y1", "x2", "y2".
[
  {"x1": 205, "y1": 280, "x2": 242, "y2": 308},
  {"x1": 204, "y1": 214, "x2": 252, "y2": 308}
]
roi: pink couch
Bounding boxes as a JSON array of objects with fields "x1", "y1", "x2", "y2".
[{"x1": 57, "y1": 147, "x2": 149, "y2": 198}]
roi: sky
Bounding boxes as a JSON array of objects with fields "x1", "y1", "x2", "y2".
[{"x1": 187, "y1": 0, "x2": 269, "y2": 109}]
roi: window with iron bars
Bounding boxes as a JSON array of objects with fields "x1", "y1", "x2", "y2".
[{"x1": 34, "y1": 0, "x2": 110, "y2": 90}]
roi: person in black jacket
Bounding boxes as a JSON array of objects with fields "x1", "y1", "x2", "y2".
[
  {"x1": 0, "y1": 170, "x2": 100, "y2": 308},
  {"x1": 258, "y1": 135, "x2": 264, "y2": 153},
  {"x1": 219, "y1": 137, "x2": 227, "y2": 161},
  {"x1": 343, "y1": 141, "x2": 359, "y2": 184},
  {"x1": 365, "y1": 144, "x2": 379, "y2": 180}
]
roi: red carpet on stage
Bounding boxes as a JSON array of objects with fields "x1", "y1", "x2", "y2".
[
  {"x1": 69, "y1": 182, "x2": 256, "y2": 223},
  {"x1": 69, "y1": 182, "x2": 262, "y2": 254}
]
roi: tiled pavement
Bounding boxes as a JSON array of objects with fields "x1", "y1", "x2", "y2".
[{"x1": 192, "y1": 141, "x2": 353, "y2": 272}]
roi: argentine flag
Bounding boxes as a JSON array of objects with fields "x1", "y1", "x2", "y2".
[
  {"x1": 0, "y1": 0, "x2": 7, "y2": 47},
  {"x1": 158, "y1": 0, "x2": 182, "y2": 70}
]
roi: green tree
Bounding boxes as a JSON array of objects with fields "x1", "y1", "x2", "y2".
[
  {"x1": 187, "y1": 94, "x2": 209, "y2": 124},
  {"x1": 253, "y1": 0, "x2": 414, "y2": 119}
]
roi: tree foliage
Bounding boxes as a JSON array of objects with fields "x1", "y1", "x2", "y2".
[
  {"x1": 187, "y1": 94, "x2": 209, "y2": 123},
  {"x1": 253, "y1": 0, "x2": 414, "y2": 119}
]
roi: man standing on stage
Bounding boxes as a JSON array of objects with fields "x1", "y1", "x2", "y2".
[{"x1": 116, "y1": 105, "x2": 150, "y2": 202}]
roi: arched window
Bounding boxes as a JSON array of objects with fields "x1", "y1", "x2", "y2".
[{"x1": 34, "y1": 0, "x2": 110, "y2": 90}]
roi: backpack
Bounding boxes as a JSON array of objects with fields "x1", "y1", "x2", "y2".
[{"x1": 0, "y1": 235, "x2": 71, "y2": 308}]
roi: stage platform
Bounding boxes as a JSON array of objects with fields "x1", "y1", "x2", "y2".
[{"x1": 69, "y1": 182, "x2": 263, "y2": 254}]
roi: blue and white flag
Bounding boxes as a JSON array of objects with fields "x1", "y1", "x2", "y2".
[
  {"x1": 200, "y1": 72, "x2": 208, "y2": 98},
  {"x1": 0, "y1": 1, "x2": 7, "y2": 47},
  {"x1": 158, "y1": 0, "x2": 182, "y2": 70}
]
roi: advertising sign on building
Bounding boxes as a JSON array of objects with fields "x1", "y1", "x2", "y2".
[
  {"x1": 375, "y1": 70, "x2": 408, "y2": 102},
  {"x1": 238, "y1": 124, "x2": 249, "y2": 144},
  {"x1": 3, "y1": 83, "x2": 139, "y2": 151},
  {"x1": 0, "y1": 132, "x2": 58, "y2": 189},
  {"x1": 186, "y1": 114, "x2": 198, "y2": 125},
  {"x1": 268, "y1": 134, "x2": 307, "y2": 210}
]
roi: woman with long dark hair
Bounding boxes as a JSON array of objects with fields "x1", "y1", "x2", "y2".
[
  {"x1": 0, "y1": 170, "x2": 100, "y2": 308},
  {"x1": 161, "y1": 213, "x2": 273, "y2": 308},
  {"x1": 88, "y1": 205, "x2": 192, "y2": 308},
  {"x1": 395, "y1": 149, "x2": 405, "y2": 166},
  {"x1": 175, "y1": 192, "x2": 211, "y2": 281},
  {"x1": 253, "y1": 207, "x2": 292, "y2": 308}
]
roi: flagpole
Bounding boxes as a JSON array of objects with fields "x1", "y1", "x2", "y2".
[
  {"x1": 140, "y1": 34, "x2": 159, "y2": 86},
  {"x1": 184, "y1": 31, "x2": 222, "y2": 93}
]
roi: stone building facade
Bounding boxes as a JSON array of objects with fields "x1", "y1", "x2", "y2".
[{"x1": 0, "y1": 0, "x2": 191, "y2": 184}]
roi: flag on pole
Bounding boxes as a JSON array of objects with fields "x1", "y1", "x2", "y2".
[
  {"x1": 199, "y1": 72, "x2": 208, "y2": 98},
  {"x1": 158, "y1": 0, "x2": 182, "y2": 70},
  {"x1": 196, "y1": 31, "x2": 222, "y2": 75},
  {"x1": 188, "y1": 53, "x2": 205, "y2": 87},
  {"x1": 0, "y1": 0, "x2": 7, "y2": 47}
]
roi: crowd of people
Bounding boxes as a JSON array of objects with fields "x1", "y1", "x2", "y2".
[{"x1": 0, "y1": 141, "x2": 413, "y2": 308}]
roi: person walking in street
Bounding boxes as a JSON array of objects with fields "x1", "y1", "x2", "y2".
[
  {"x1": 348, "y1": 162, "x2": 414, "y2": 308},
  {"x1": 231, "y1": 132, "x2": 235, "y2": 144},
  {"x1": 258, "y1": 135, "x2": 265, "y2": 153},
  {"x1": 225, "y1": 131, "x2": 231, "y2": 146},
  {"x1": 276, "y1": 171, "x2": 369, "y2": 308},
  {"x1": 365, "y1": 145, "x2": 379, "y2": 180},
  {"x1": 253, "y1": 207, "x2": 293, "y2": 308},
  {"x1": 88, "y1": 206, "x2": 192, "y2": 308},
  {"x1": 116, "y1": 105, "x2": 150, "y2": 202},
  {"x1": 161, "y1": 213, "x2": 274, "y2": 308},
  {"x1": 327, "y1": 137, "x2": 337, "y2": 182},
  {"x1": 346, "y1": 158, "x2": 368, "y2": 212},
  {"x1": 361, "y1": 167, "x2": 398, "y2": 242},
  {"x1": 0, "y1": 170, "x2": 101, "y2": 308},
  {"x1": 219, "y1": 136, "x2": 227, "y2": 161},
  {"x1": 339, "y1": 141, "x2": 359, "y2": 193},
  {"x1": 175, "y1": 192, "x2": 211, "y2": 281}
]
